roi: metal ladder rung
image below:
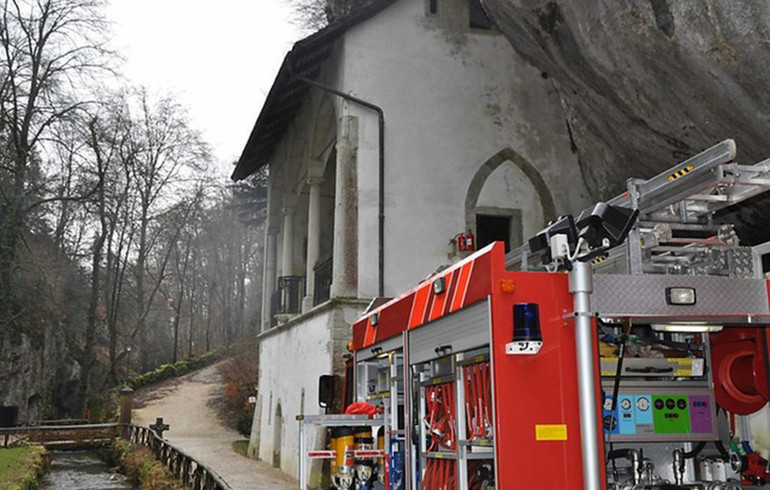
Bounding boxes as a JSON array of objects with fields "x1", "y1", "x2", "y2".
[
  {"x1": 689, "y1": 194, "x2": 729, "y2": 203},
  {"x1": 732, "y1": 177, "x2": 770, "y2": 186},
  {"x1": 657, "y1": 237, "x2": 729, "y2": 246},
  {"x1": 649, "y1": 256, "x2": 694, "y2": 263},
  {"x1": 650, "y1": 246, "x2": 711, "y2": 253}
]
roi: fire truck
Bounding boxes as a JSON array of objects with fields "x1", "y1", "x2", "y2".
[{"x1": 297, "y1": 140, "x2": 770, "y2": 490}]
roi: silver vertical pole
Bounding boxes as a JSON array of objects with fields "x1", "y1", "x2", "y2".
[
  {"x1": 569, "y1": 261, "x2": 602, "y2": 490},
  {"x1": 298, "y1": 417, "x2": 306, "y2": 490}
]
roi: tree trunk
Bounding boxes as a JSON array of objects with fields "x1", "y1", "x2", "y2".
[{"x1": 136, "y1": 205, "x2": 149, "y2": 371}]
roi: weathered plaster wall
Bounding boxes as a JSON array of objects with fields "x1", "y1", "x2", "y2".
[
  {"x1": 338, "y1": 0, "x2": 590, "y2": 297},
  {"x1": 483, "y1": 0, "x2": 770, "y2": 244},
  {"x1": 255, "y1": 311, "x2": 330, "y2": 477},
  {"x1": 251, "y1": 301, "x2": 367, "y2": 481}
]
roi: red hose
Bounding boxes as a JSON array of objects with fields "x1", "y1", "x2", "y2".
[
  {"x1": 425, "y1": 382, "x2": 456, "y2": 451},
  {"x1": 463, "y1": 362, "x2": 492, "y2": 440},
  {"x1": 463, "y1": 365, "x2": 474, "y2": 437},
  {"x1": 481, "y1": 362, "x2": 491, "y2": 437},
  {"x1": 425, "y1": 386, "x2": 438, "y2": 452},
  {"x1": 424, "y1": 459, "x2": 433, "y2": 489},
  {"x1": 445, "y1": 382, "x2": 456, "y2": 449},
  {"x1": 446, "y1": 460, "x2": 456, "y2": 490},
  {"x1": 472, "y1": 364, "x2": 484, "y2": 438}
]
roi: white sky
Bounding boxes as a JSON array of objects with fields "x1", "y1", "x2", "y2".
[{"x1": 106, "y1": 0, "x2": 304, "y2": 178}]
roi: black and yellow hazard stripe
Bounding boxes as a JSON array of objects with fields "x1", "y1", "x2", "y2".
[
  {"x1": 668, "y1": 164, "x2": 694, "y2": 182},
  {"x1": 591, "y1": 254, "x2": 609, "y2": 265}
]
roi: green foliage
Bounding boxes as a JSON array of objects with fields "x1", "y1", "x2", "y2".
[
  {"x1": 0, "y1": 445, "x2": 50, "y2": 490},
  {"x1": 237, "y1": 412, "x2": 253, "y2": 437},
  {"x1": 231, "y1": 440, "x2": 249, "y2": 458},
  {"x1": 127, "y1": 346, "x2": 229, "y2": 390}
]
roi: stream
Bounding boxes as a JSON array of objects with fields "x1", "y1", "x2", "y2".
[{"x1": 39, "y1": 450, "x2": 132, "y2": 489}]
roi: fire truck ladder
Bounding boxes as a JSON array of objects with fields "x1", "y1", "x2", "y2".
[{"x1": 508, "y1": 139, "x2": 770, "y2": 276}]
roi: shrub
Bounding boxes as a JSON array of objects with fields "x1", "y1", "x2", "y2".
[
  {"x1": 105, "y1": 440, "x2": 185, "y2": 490},
  {"x1": 217, "y1": 345, "x2": 258, "y2": 436},
  {"x1": 237, "y1": 412, "x2": 253, "y2": 437},
  {"x1": 127, "y1": 346, "x2": 230, "y2": 390}
]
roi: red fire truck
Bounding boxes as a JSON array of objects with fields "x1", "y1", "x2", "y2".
[{"x1": 297, "y1": 140, "x2": 770, "y2": 490}]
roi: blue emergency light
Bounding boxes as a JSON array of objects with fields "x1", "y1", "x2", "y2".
[{"x1": 513, "y1": 303, "x2": 542, "y2": 343}]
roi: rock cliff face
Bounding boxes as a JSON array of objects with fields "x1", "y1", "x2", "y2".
[
  {"x1": 483, "y1": 0, "x2": 770, "y2": 242},
  {"x1": 0, "y1": 235, "x2": 84, "y2": 425},
  {"x1": 0, "y1": 328, "x2": 77, "y2": 424}
]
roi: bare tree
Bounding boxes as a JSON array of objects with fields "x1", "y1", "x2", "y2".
[
  {"x1": 0, "y1": 0, "x2": 110, "y2": 327},
  {"x1": 286, "y1": 0, "x2": 374, "y2": 30},
  {"x1": 76, "y1": 98, "x2": 127, "y2": 413},
  {"x1": 288, "y1": 0, "x2": 329, "y2": 30},
  {"x1": 122, "y1": 89, "x2": 210, "y2": 370}
]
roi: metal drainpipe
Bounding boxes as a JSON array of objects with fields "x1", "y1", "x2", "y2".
[
  {"x1": 287, "y1": 54, "x2": 386, "y2": 297},
  {"x1": 569, "y1": 261, "x2": 603, "y2": 490}
]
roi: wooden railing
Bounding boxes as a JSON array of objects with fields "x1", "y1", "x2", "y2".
[
  {"x1": 127, "y1": 424, "x2": 232, "y2": 490},
  {"x1": 0, "y1": 423, "x2": 233, "y2": 490},
  {"x1": 276, "y1": 275, "x2": 305, "y2": 315},
  {"x1": 0, "y1": 423, "x2": 119, "y2": 448}
]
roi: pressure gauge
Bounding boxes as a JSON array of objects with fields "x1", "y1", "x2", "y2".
[
  {"x1": 637, "y1": 397, "x2": 650, "y2": 411},
  {"x1": 620, "y1": 398, "x2": 632, "y2": 410},
  {"x1": 603, "y1": 398, "x2": 614, "y2": 411}
]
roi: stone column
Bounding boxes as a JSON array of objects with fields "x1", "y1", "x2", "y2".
[
  {"x1": 303, "y1": 174, "x2": 323, "y2": 312},
  {"x1": 119, "y1": 386, "x2": 134, "y2": 438},
  {"x1": 261, "y1": 226, "x2": 278, "y2": 331},
  {"x1": 331, "y1": 115, "x2": 359, "y2": 298},
  {"x1": 281, "y1": 204, "x2": 295, "y2": 277}
]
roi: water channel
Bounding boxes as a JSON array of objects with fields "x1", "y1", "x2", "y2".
[{"x1": 39, "y1": 450, "x2": 132, "y2": 489}]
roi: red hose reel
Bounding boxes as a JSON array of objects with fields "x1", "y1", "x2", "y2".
[
  {"x1": 425, "y1": 382, "x2": 457, "y2": 451},
  {"x1": 423, "y1": 363, "x2": 494, "y2": 490},
  {"x1": 462, "y1": 362, "x2": 492, "y2": 440},
  {"x1": 711, "y1": 328, "x2": 770, "y2": 415}
]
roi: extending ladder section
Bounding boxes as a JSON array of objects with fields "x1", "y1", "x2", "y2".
[{"x1": 507, "y1": 139, "x2": 770, "y2": 276}]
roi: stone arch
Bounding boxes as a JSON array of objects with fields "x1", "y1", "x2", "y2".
[
  {"x1": 465, "y1": 148, "x2": 556, "y2": 249},
  {"x1": 288, "y1": 125, "x2": 308, "y2": 193},
  {"x1": 309, "y1": 94, "x2": 337, "y2": 171},
  {"x1": 273, "y1": 401, "x2": 283, "y2": 468}
]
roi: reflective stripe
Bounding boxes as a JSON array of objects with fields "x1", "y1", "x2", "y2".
[
  {"x1": 364, "y1": 323, "x2": 377, "y2": 347},
  {"x1": 450, "y1": 261, "x2": 474, "y2": 312},
  {"x1": 409, "y1": 284, "x2": 431, "y2": 328}
]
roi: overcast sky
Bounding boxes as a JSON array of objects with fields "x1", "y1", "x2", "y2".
[{"x1": 106, "y1": 0, "x2": 304, "y2": 178}]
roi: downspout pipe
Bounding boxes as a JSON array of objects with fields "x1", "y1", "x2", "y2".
[{"x1": 287, "y1": 54, "x2": 386, "y2": 297}]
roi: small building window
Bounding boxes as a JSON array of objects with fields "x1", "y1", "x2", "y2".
[
  {"x1": 428, "y1": 0, "x2": 438, "y2": 15},
  {"x1": 476, "y1": 214, "x2": 511, "y2": 252},
  {"x1": 469, "y1": 0, "x2": 493, "y2": 29}
]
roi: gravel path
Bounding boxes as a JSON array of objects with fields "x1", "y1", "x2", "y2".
[{"x1": 132, "y1": 362, "x2": 296, "y2": 490}]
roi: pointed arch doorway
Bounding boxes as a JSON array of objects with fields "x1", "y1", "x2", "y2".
[{"x1": 465, "y1": 148, "x2": 556, "y2": 251}]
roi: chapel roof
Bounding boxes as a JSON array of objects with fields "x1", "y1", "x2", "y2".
[{"x1": 231, "y1": 0, "x2": 398, "y2": 181}]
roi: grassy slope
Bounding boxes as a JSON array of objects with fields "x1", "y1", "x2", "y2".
[{"x1": 0, "y1": 446, "x2": 49, "y2": 490}]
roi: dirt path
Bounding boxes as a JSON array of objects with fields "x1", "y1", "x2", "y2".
[{"x1": 132, "y1": 362, "x2": 296, "y2": 490}]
